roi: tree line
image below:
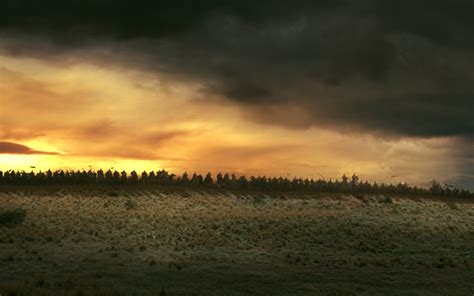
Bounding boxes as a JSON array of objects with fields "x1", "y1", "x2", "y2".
[{"x1": 0, "y1": 169, "x2": 471, "y2": 198}]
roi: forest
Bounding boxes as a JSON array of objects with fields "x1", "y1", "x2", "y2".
[{"x1": 0, "y1": 169, "x2": 472, "y2": 198}]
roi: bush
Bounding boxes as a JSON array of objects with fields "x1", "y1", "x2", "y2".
[
  {"x1": 378, "y1": 195, "x2": 393, "y2": 204},
  {"x1": 0, "y1": 208, "x2": 26, "y2": 227},
  {"x1": 124, "y1": 199, "x2": 137, "y2": 210},
  {"x1": 107, "y1": 191, "x2": 119, "y2": 197}
]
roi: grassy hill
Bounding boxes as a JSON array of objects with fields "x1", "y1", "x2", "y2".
[{"x1": 1, "y1": 187, "x2": 473, "y2": 295}]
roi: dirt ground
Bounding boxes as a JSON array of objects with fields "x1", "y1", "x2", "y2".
[{"x1": 0, "y1": 187, "x2": 473, "y2": 295}]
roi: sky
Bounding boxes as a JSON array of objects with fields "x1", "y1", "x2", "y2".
[{"x1": 0, "y1": 0, "x2": 473, "y2": 188}]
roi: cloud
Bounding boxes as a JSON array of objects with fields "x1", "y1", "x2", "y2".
[
  {"x1": 0, "y1": 0, "x2": 473, "y2": 138},
  {"x1": 0, "y1": 129, "x2": 46, "y2": 141},
  {"x1": 0, "y1": 141, "x2": 60, "y2": 155},
  {"x1": 67, "y1": 130, "x2": 194, "y2": 160},
  {"x1": 140, "y1": 130, "x2": 193, "y2": 146}
]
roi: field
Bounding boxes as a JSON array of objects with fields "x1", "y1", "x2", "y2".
[{"x1": 0, "y1": 187, "x2": 473, "y2": 295}]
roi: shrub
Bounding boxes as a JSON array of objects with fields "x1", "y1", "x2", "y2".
[
  {"x1": 108, "y1": 191, "x2": 119, "y2": 197},
  {"x1": 446, "y1": 202, "x2": 458, "y2": 210},
  {"x1": 124, "y1": 199, "x2": 137, "y2": 210},
  {"x1": 0, "y1": 208, "x2": 26, "y2": 227},
  {"x1": 378, "y1": 195, "x2": 393, "y2": 204},
  {"x1": 354, "y1": 195, "x2": 369, "y2": 204}
]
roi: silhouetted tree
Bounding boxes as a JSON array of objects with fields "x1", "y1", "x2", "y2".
[
  {"x1": 181, "y1": 172, "x2": 189, "y2": 185},
  {"x1": 203, "y1": 172, "x2": 213, "y2": 186},
  {"x1": 130, "y1": 171, "x2": 139, "y2": 184},
  {"x1": 0, "y1": 168, "x2": 471, "y2": 198},
  {"x1": 121, "y1": 171, "x2": 128, "y2": 184},
  {"x1": 141, "y1": 171, "x2": 149, "y2": 183}
]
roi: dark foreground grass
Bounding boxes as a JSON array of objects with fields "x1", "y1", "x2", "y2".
[
  {"x1": 0, "y1": 208, "x2": 26, "y2": 227},
  {"x1": 0, "y1": 187, "x2": 473, "y2": 295}
]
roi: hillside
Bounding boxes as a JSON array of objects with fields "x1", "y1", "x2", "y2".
[{"x1": 1, "y1": 187, "x2": 473, "y2": 295}]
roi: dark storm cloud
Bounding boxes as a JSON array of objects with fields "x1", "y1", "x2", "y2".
[
  {"x1": 0, "y1": 0, "x2": 334, "y2": 40},
  {"x1": 1, "y1": 0, "x2": 473, "y2": 137},
  {"x1": 441, "y1": 136, "x2": 474, "y2": 190},
  {"x1": 0, "y1": 142, "x2": 60, "y2": 155}
]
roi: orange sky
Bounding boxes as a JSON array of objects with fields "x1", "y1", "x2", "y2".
[{"x1": 0, "y1": 54, "x2": 466, "y2": 186}]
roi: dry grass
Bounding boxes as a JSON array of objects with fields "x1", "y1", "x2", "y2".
[{"x1": 0, "y1": 188, "x2": 473, "y2": 295}]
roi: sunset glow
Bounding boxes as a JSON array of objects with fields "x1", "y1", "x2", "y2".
[{"x1": 1, "y1": 54, "x2": 468, "y2": 187}]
